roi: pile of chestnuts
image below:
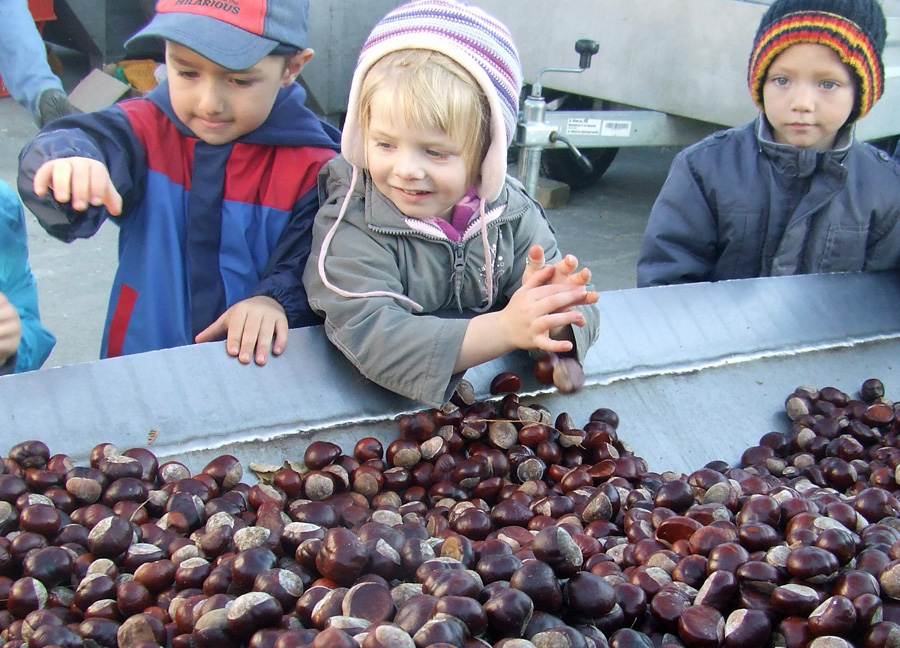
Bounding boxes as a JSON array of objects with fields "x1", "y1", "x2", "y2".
[{"x1": 0, "y1": 376, "x2": 899, "y2": 648}]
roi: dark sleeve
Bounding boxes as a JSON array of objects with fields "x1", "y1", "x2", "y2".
[
  {"x1": 252, "y1": 188, "x2": 323, "y2": 328},
  {"x1": 17, "y1": 108, "x2": 147, "y2": 242},
  {"x1": 0, "y1": 353, "x2": 16, "y2": 376},
  {"x1": 636, "y1": 150, "x2": 719, "y2": 287}
]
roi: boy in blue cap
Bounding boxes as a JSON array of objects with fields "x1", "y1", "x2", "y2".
[{"x1": 18, "y1": 0, "x2": 340, "y2": 365}]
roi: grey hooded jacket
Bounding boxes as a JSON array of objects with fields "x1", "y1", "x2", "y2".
[
  {"x1": 637, "y1": 117, "x2": 900, "y2": 287},
  {"x1": 304, "y1": 157, "x2": 600, "y2": 408}
]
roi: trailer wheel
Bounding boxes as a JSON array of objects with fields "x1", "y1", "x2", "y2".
[{"x1": 541, "y1": 147, "x2": 619, "y2": 189}]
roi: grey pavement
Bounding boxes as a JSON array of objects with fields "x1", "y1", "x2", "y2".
[{"x1": 0, "y1": 46, "x2": 677, "y2": 370}]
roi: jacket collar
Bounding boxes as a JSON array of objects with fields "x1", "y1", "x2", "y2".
[
  {"x1": 357, "y1": 168, "x2": 510, "y2": 237},
  {"x1": 755, "y1": 115, "x2": 852, "y2": 178}
]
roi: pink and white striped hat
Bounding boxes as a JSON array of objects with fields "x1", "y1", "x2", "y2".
[{"x1": 341, "y1": 0, "x2": 523, "y2": 202}]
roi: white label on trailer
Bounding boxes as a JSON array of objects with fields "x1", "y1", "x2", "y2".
[
  {"x1": 600, "y1": 120, "x2": 632, "y2": 137},
  {"x1": 565, "y1": 118, "x2": 602, "y2": 136}
]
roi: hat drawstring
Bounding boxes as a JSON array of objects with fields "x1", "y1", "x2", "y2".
[{"x1": 317, "y1": 165, "x2": 425, "y2": 312}]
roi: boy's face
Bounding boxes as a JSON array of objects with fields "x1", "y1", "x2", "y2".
[
  {"x1": 762, "y1": 43, "x2": 856, "y2": 151},
  {"x1": 364, "y1": 90, "x2": 471, "y2": 221},
  {"x1": 165, "y1": 42, "x2": 312, "y2": 145}
]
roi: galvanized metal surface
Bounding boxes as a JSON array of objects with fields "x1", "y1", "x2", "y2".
[{"x1": 1, "y1": 272, "x2": 898, "y2": 480}]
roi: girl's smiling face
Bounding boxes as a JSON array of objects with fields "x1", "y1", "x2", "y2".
[
  {"x1": 165, "y1": 42, "x2": 311, "y2": 145},
  {"x1": 762, "y1": 42, "x2": 856, "y2": 151},
  {"x1": 364, "y1": 89, "x2": 472, "y2": 221}
]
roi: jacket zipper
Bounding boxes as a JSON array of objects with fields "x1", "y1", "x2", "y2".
[{"x1": 452, "y1": 243, "x2": 466, "y2": 308}]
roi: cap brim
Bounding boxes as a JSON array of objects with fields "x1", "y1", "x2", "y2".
[{"x1": 126, "y1": 13, "x2": 279, "y2": 70}]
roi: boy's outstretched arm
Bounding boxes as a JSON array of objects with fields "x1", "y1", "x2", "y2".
[
  {"x1": 194, "y1": 296, "x2": 289, "y2": 365},
  {"x1": 454, "y1": 266, "x2": 598, "y2": 373}
]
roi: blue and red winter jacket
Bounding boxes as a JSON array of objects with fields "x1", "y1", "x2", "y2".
[{"x1": 18, "y1": 81, "x2": 340, "y2": 359}]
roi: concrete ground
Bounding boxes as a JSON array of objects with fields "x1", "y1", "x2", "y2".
[{"x1": 0, "y1": 46, "x2": 677, "y2": 370}]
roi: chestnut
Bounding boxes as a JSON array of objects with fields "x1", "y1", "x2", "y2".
[
  {"x1": 553, "y1": 357, "x2": 585, "y2": 394},
  {"x1": 21, "y1": 546, "x2": 72, "y2": 588},
  {"x1": 807, "y1": 595, "x2": 857, "y2": 637},
  {"x1": 316, "y1": 528, "x2": 368, "y2": 587},
  {"x1": 563, "y1": 570, "x2": 617, "y2": 618},
  {"x1": 253, "y1": 568, "x2": 305, "y2": 612},
  {"x1": 231, "y1": 547, "x2": 278, "y2": 590},
  {"x1": 226, "y1": 591, "x2": 283, "y2": 639},
  {"x1": 678, "y1": 605, "x2": 725, "y2": 648},
  {"x1": 134, "y1": 559, "x2": 177, "y2": 594},
  {"x1": 87, "y1": 515, "x2": 135, "y2": 559},
  {"x1": 7, "y1": 577, "x2": 48, "y2": 618},
  {"x1": 723, "y1": 608, "x2": 772, "y2": 648},
  {"x1": 192, "y1": 608, "x2": 242, "y2": 648},
  {"x1": 509, "y1": 560, "x2": 562, "y2": 612}
]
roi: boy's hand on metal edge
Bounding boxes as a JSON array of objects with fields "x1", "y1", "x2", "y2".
[
  {"x1": 33, "y1": 157, "x2": 123, "y2": 216},
  {"x1": 195, "y1": 296, "x2": 289, "y2": 366}
]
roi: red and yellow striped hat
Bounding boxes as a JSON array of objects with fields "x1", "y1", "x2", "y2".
[{"x1": 748, "y1": 0, "x2": 886, "y2": 122}]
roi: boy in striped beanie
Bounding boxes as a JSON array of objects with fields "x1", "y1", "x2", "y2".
[
  {"x1": 304, "y1": 0, "x2": 600, "y2": 408},
  {"x1": 748, "y1": 0, "x2": 886, "y2": 142},
  {"x1": 637, "y1": 0, "x2": 900, "y2": 288}
]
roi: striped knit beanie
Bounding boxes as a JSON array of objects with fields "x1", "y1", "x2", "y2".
[
  {"x1": 342, "y1": 0, "x2": 523, "y2": 202},
  {"x1": 748, "y1": 0, "x2": 886, "y2": 123}
]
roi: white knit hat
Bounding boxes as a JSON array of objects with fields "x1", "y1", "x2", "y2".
[{"x1": 342, "y1": 0, "x2": 523, "y2": 203}]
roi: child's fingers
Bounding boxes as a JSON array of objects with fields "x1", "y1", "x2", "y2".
[
  {"x1": 195, "y1": 315, "x2": 227, "y2": 345},
  {"x1": 528, "y1": 245, "x2": 546, "y2": 266},
  {"x1": 103, "y1": 183, "x2": 123, "y2": 216},
  {"x1": 49, "y1": 161, "x2": 74, "y2": 205},
  {"x1": 32, "y1": 162, "x2": 56, "y2": 197},
  {"x1": 569, "y1": 267, "x2": 592, "y2": 285},
  {"x1": 249, "y1": 317, "x2": 276, "y2": 366},
  {"x1": 272, "y1": 319, "x2": 289, "y2": 356},
  {"x1": 523, "y1": 264, "x2": 556, "y2": 286},
  {"x1": 522, "y1": 245, "x2": 548, "y2": 282},
  {"x1": 69, "y1": 163, "x2": 94, "y2": 211},
  {"x1": 83, "y1": 163, "x2": 122, "y2": 215}
]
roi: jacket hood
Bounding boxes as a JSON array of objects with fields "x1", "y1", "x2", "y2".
[{"x1": 340, "y1": 0, "x2": 522, "y2": 204}]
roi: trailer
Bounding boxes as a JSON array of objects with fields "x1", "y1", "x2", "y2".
[
  {"x1": 1, "y1": 272, "x2": 898, "y2": 479},
  {"x1": 308, "y1": 0, "x2": 900, "y2": 191},
  {"x1": 45, "y1": 0, "x2": 900, "y2": 188}
]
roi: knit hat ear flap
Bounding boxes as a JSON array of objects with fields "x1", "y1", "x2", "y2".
[
  {"x1": 747, "y1": 0, "x2": 886, "y2": 122},
  {"x1": 342, "y1": 0, "x2": 523, "y2": 203}
]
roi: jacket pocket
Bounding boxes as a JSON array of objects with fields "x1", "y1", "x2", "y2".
[{"x1": 818, "y1": 224, "x2": 867, "y2": 273}]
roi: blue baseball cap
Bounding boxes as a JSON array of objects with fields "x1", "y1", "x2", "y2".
[{"x1": 127, "y1": 0, "x2": 309, "y2": 70}]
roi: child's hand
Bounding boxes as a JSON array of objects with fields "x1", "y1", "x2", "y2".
[
  {"x1": 33, "y1": 157, "x2": 123, "y2": 216},
  {"x1": 500, "y1": 272, "x2": 594, "y2": 355},
  {"x1": 455, "y1": 269, "x2": 599, "y2": 373},
  {"x1": 194, "y1": 296, "x2": 288, "y2": 366},
  {"x1": 523, "y1": 245, "x2": 593, "y2": 288},
  {"x1": 0, "y1": 294, "x2": 22, "y2": 366}
]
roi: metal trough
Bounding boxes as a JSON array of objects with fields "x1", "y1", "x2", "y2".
[{"x1": 1, "y1": 272, "x2": 898, "y2": 479}]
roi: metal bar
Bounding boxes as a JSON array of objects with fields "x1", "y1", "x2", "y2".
[{"x1": 540, "y1": 110, "x2": 721, "y2": 148}]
